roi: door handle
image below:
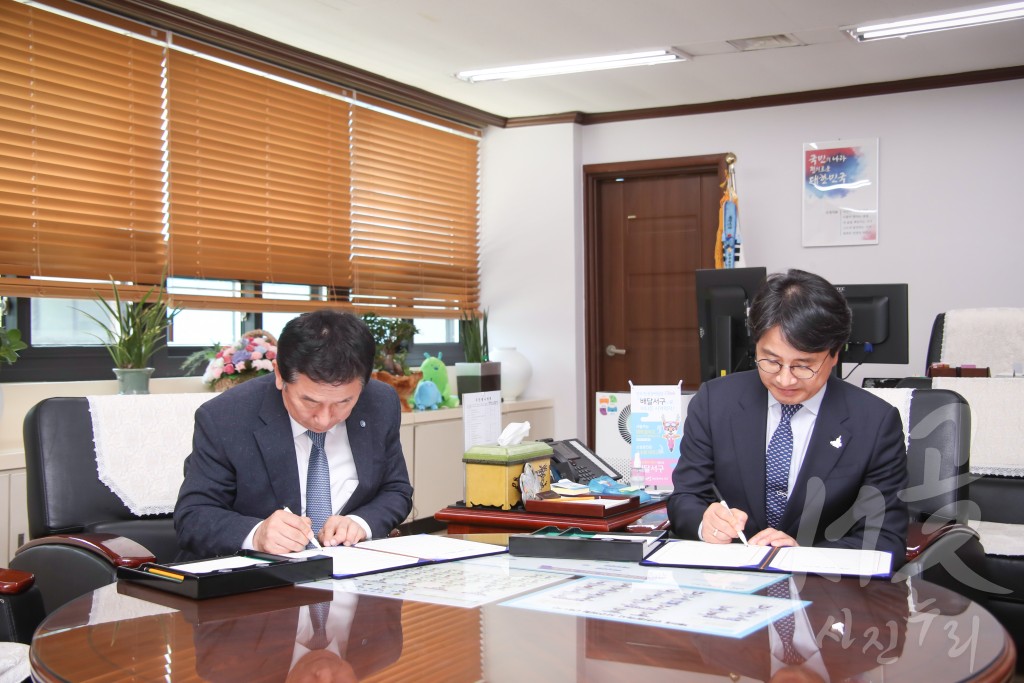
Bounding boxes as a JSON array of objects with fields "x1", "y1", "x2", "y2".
[{"x1": 605, "y1": 345, "x2": 627, "y2": 357}]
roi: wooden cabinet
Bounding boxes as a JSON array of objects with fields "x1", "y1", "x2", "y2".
[{"x1": 402, "y1": 399, "x2": 554, "y2": 522}]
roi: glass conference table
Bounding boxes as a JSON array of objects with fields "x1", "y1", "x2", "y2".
[{"x1": 30, "y1": 534, "x2": 1016, "y2": 683}]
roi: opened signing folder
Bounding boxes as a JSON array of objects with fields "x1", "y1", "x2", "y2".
[
  {"x1": 641, "y1": 539, "x2": 892, "y2": 578},
  {"x1": 286, "y1": 534, "x2": 507, "y2": 579}
]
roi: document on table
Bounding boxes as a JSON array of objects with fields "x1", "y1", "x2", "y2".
[
  {"x1": 464, "y1": 553, "x2": 780, "y2": 593},
  {"x1": 643, "y1": 539, "x2": 892, "y2": 578},
  {"x1": 286, "y1": 534, "x2": 507, "y2": 578},
  {"x1": 327, "y1": 560, "x2": 568, "y2": 608},
  {"x1": 170, "y1": 555, "x2": 273, "y2": 574},
  {"x1": 503, "y1": 576, "x2": 807, "y2": 638}
]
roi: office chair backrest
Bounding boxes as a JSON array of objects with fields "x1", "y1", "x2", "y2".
[
  {"x1": 904, "y1": 388, "x2": 971, "y2": 524},
  {"x1": 926, "y1": 308, "x2": 1024, "y2": 374},
  {"x1": 22, "y1": 397, "x2": 180, "y2": 562}
]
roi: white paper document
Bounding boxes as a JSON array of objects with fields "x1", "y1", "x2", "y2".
[
  {"x1": 170, "y1": 555, "x2": 272, "y2": 574},
  {"x1": 286, "y1": 534, "x2": 507, "y2": 578},
  {"x1": 643, "y1": 539, "x2": 892, "y2": 578}
]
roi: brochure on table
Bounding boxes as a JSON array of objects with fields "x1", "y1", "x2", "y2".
[{"x1": 502, "y1": 576, "x2": 808, "y2": 638}]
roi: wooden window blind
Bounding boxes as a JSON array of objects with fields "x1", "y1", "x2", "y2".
[
  {"x1": 0, "y1": 0, "x2": 168, "y2": 301},
  {"x1": 0, "y1": 0, "x2": 482, "y2": 316},
  {"x1": 166, "y1": 48, "x2": 352, "y2": 309},
  {"x1": 351, "y1": 103, "x2": 480, "y2": 318}
]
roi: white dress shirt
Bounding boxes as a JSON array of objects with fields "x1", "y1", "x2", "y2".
[
  {"x1": 765, "y1": 382, "x2": 828, "y2": 493},
  {"x1": 243, "y1": 417, "x2": 370, "y2": 549}
]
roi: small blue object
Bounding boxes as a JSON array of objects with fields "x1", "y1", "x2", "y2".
[
  {"x1": 587, "y1": 476, "x2": 652, "y2": 503},
  {"x1": 412, "y1": 379, "x2": 442, "y2": 410}
]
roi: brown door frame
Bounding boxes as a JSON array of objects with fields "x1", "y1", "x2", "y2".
[{"x1": 582, "y1": 153, "x2": 731, "y2": 447}]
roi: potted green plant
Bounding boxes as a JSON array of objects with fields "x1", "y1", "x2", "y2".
[
  {"x1": 80, "y1": 277, "x2": 178, "y2": 394},
  {"x1": 361, "y1": 313, "x2": 418, "y2": 375},
  {"x1": 1, "y1": 327, "x2": 27, "y2": 418},
  {"x1": 361, "y1": 313, "x2": 420, "y2": 411},
  {"x1": 1, "y1": 328, "x2": 27, "y2": 369},
  {"x1": 456, "y1": 309, "x2": 500, "y2": 399}
]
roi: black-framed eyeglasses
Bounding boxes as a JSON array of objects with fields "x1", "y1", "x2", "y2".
[{"x1": 754, "y1": 357, "x2": 829, "y2": 380}]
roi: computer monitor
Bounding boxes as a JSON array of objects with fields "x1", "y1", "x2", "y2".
[
  {"x1": 694, "y1": 267, "x2": 767, "y2": 383},
  {"x1": 834, "y1": 283, "x2": 909, "y2": 376}
]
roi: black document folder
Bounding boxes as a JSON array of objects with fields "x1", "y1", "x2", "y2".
[
  {"x1": 116, "y1": 550, "x2": 333, "y2": 599},
  {"x1": 508, "y1": 527, "x2": 666, "y2": 562}
]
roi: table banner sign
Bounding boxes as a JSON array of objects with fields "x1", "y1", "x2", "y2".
[{"x1": 629, "y1": 381, "x2": 684, "y2": 488}]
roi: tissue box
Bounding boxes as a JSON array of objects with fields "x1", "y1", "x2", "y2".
[{"x1": 463, "y1": 441, "x2": 554, "y2": 510}]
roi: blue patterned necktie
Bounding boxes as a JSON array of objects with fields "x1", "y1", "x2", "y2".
[
  {"x1": 306, "y1": 601, "x2": 331, "y2": 650},
  {"x1": 767, "y1": 580, "x2": 805, "y2": 665},
  {"x1": 765, "y1": 403, "x2": 803, "y2": 530},
  {"x1": 306, "y1": 430, "x2": 332, "y2": 546}
]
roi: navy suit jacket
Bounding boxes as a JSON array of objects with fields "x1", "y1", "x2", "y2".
[
  {"x1": 667, "y1": 371, "x2": 909, "y2": 563},
  {"x1": 174, "y1": 374, "x2": 413, "y2": 560}
]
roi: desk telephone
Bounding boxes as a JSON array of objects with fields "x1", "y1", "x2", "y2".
[{"x1": 542, "y1": 438, "x2": 623, "y2": 484}]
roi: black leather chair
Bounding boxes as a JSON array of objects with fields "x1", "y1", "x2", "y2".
[
  {"x1": 895, "y1": 388, "x2": 990, "y2": 603},
  {"x1": 9, "y1": 397, "x2": 180, "y2": 616}
]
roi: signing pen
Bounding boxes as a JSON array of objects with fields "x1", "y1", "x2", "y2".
[
  {"x1": 711, "y1": 484, "x2": 749, "y2": 546},
  {"x1": 283, "y1": 506, "x2": 322, "y2": 549}
]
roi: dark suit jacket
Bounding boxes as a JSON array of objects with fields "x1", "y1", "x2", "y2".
[
  {"x1": 667, "y1": 371, "x2": 908, "y2": 563},
  {"x1": 174, "y1": 374, "x2": 413, "y2": 559},
  {"x1": 194, "y1": 595, "x2": 404, "y2": 683}
]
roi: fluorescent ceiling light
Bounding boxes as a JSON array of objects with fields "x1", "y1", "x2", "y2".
[
  {"x1": 456, "y1": 49, "x2": 687, "y2": 83},
  {"x1": 846, "y1": 2, "x2": 1024, "y2": 41}
]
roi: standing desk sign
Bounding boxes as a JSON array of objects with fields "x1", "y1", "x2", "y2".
[
  {"x1": 802, "y1": 138, "x2": 879, "y2": 247},
  {"x1": 629, "y1": 382, "x2": 684, "y2": 488}
]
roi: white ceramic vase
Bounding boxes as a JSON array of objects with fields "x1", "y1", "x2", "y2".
[{"x1": 490, "y1": 347, "x2": 531, "y2": 401}]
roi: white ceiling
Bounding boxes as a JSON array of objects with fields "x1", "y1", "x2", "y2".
[{"x1": 157, "y1": 0, "x2": 1024, "y2": 120}]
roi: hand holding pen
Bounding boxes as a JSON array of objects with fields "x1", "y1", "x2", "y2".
[
  {"x1": 283, "y1": 506, "x2": 322, "y2": 549},
  {"x1": 710, "y1": 484, "x2": 749, "y2": 546}
]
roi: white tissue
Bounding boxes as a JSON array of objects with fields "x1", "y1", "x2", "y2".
[{"x1": 497, "y1": 421, "x2": 531, "y2": 447}]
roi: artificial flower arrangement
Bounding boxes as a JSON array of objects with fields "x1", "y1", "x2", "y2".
[{"x1": 182, "y1": 330, "x2": 278, "y2": 391}]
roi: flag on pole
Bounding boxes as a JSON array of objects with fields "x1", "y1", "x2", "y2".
[{"x1": 715, "y1": 156, "x2": 742, "y2": 268}]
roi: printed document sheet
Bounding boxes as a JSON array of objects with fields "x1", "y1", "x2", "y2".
[{"x1": 503, "y1": 576, "x2": 806, "y2": 638}]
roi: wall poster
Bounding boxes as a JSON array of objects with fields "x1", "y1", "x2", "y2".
[{"x1": 802, "y1": 138, "x2": 879, "y2": 247}]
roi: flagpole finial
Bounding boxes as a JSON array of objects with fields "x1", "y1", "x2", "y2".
[{"x1": 725, "y1": 152, "x2": 736, "y2": 165}]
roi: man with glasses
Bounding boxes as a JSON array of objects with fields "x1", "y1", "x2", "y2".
[{"x1": 667, "y1": 269, "x2": 908, "y2": 563}]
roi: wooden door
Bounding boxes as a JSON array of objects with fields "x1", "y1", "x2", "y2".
[{"x1": 584, "y1": 155, "x2": 727, "y2": 445}]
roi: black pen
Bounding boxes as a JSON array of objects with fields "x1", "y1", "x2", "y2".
[{"x1": 711, "y1": 484, "x2": 749, "y2": 546}]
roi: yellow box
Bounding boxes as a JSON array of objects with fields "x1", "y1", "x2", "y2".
[{"x1": 463, "y1": 441, "x2": 554, "y2": 510}]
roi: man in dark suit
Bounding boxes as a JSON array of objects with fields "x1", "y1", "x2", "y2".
[
  {"x1": 175, "y1": 311, "x2": 413, "y2": 560},
  {"x1": 668, "y1": 269, "x2": 908, "y2": 562}
]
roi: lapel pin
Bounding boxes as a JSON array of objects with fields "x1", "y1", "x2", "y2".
[
  {"x1": 830, "y1": 436, "x2": 843, "y2": 449},
  {"x1": 360, "y1": 420, "x2": 366, "y2": 428}
]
